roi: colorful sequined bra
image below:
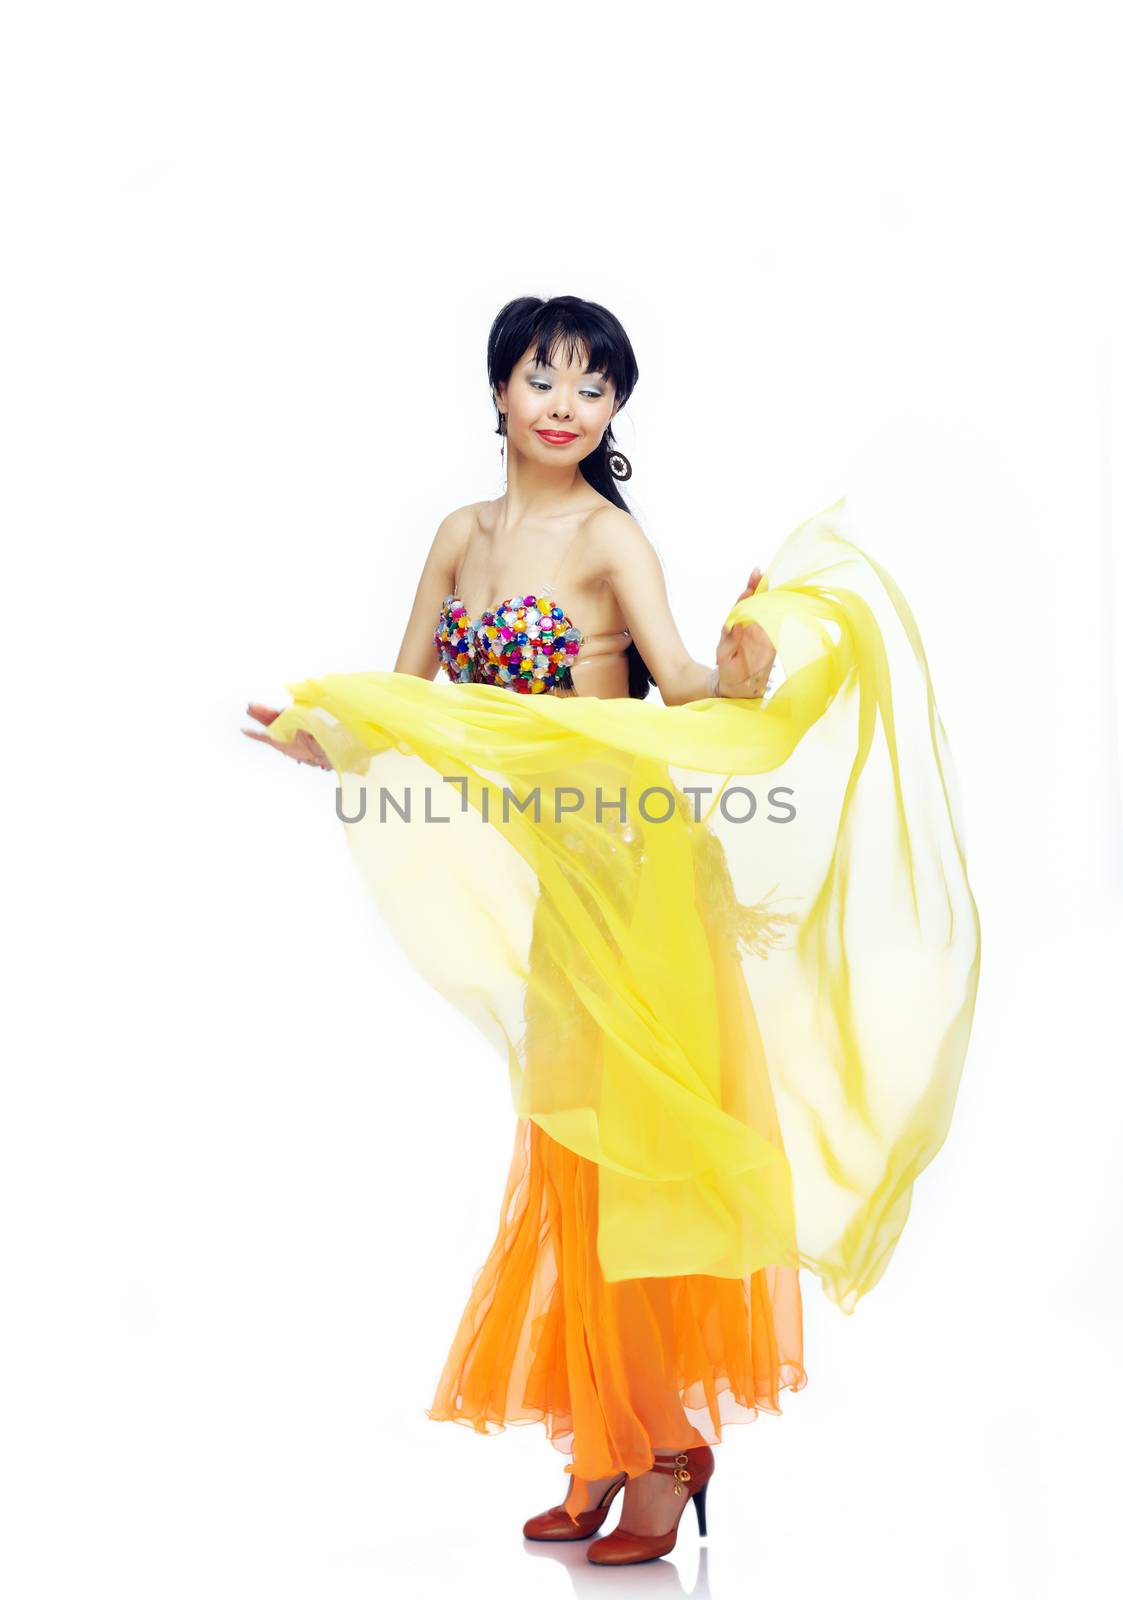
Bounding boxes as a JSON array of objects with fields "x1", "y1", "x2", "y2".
[{"x1": 434, "y1": 587, "x2": 629, "y2": 694}]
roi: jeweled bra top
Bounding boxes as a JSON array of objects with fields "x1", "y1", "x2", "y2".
[{"x1": 434, "y1": 584, "x2": 630, "y2": 694}]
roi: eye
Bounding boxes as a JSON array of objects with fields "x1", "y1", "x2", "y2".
[{"x1": 529, "y1": 379, "x2": 603, "y2": 398}]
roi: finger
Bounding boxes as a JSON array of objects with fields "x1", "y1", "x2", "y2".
[
  {"x1": 298, "y1": 734, "x2": 332, "y2": 769},
  {"x1": 246, "y1": 703, "x2": 281, "y2": 726},
  {"x1": 244, "y1": 729, "x2": 300, "y2": 759}
]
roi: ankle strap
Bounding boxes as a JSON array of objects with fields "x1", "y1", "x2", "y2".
[{"x1": 651, "y1": 1450, "x2": 695, "y2": 1481}]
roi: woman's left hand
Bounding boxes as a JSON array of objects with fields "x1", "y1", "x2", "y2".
[{"x1": 714, "y1": 567, "x2": 775, "y2": 698}]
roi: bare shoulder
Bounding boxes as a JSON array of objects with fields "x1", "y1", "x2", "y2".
[
  {"x1": 434, "y1": 499, "x2": 485, "y2": 547},
  {"x1": 584, "y1": 501, "x2": 653, "y2": 573},
  {"x1": 427, "y1": 499, "x2": 485, "y2": 569}
]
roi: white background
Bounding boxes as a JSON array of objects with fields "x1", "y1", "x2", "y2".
[{"x1": 3, "y1": 3, "x2": 1120, "y2": 1597}]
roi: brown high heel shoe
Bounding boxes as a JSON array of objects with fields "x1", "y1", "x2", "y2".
[
  {"x1": 586, "y1": 1445, "x2": 714, "y2": 1565},
  {"x1": 522, "y1": 1470, "x2": 629, "y2": 1541}
]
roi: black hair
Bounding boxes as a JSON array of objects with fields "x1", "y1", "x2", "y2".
[{"x1": 486, "y1": 294, "x2": 655, "y2": 700}]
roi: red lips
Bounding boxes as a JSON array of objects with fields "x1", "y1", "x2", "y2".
[{"x1": 536, "y1": 429, "x2": 578, "y2": 443}]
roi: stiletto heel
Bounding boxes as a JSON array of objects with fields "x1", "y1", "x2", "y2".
[
  {"x1": 586, "y1": 1445, "x2": 715, "y2": 1565},
  {"x1": 693, "y1": 1479, "x2": 709, "y2": 1536}
]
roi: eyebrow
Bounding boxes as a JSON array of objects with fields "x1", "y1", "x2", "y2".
[{"x1": 525, "y1": 360, "x2": 607, "y2": 378}]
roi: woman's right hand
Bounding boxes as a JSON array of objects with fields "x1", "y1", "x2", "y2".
[{"x1": 242, "y1": 702, "x2": 332, "y2": 769}]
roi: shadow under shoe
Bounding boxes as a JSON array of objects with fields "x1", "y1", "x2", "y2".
[
  {"x1": 523, "y1": 1472, "x2": 628, "y2": 1541},
  {"x1": 586, "y1": 1445, "x2": 714, "y2": 1565}
]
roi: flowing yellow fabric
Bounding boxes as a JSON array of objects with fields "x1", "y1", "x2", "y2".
[{"x1": 262, "y1": 496, "x2": 980, "y2": 1314}]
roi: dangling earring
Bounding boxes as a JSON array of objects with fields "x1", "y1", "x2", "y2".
[
  {"x1": 607, "y1": 444, "x2": 632, "y2": 481},
  {"x1": 498, "y1": 411, "x2": 507, "y2": 475}
]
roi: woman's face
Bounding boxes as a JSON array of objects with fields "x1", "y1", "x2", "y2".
[{"x1": 496, "y1": 340, "x2": 620, "y2": 467}]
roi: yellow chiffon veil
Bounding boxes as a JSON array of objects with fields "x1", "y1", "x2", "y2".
[{"x1": 260, "y1": 496, "x2": 980, "y2": 1314}]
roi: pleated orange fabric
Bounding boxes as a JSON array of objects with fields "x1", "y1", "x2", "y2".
[{"x1": 426, "y1": 1114, "x2": 807, "y2": 1497}]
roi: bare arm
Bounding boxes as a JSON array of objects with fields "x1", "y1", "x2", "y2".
[
  {"x1": 392, "y1": 504, "x2": 476, "y2": 679},
  {"x1": 242, "y1": 506, "x2": 475, "y2": 769},
  {"x1": 592, "y1": 507, "x2": 775, "y2": 705}
]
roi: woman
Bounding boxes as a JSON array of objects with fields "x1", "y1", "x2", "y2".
[{"x1": 245, "y1": 295, "x2": 980, "y2": 1566}]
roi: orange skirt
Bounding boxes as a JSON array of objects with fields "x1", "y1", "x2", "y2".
[{"x1": 426, "y1": 1115, "x2": 807, "y2": 1493}]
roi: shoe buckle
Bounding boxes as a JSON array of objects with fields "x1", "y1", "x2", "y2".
[{"x1": 672, "y1": 1451, "x2": 691, "y2": 1495}]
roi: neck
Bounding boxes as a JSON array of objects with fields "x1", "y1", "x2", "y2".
[{"x1": 498, "y1": 440, "x2": 591, "y2": 528}]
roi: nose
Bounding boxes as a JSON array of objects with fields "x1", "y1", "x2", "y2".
[{"x1": 549, "y1": 393, "x2": 574, "y2": 422}]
